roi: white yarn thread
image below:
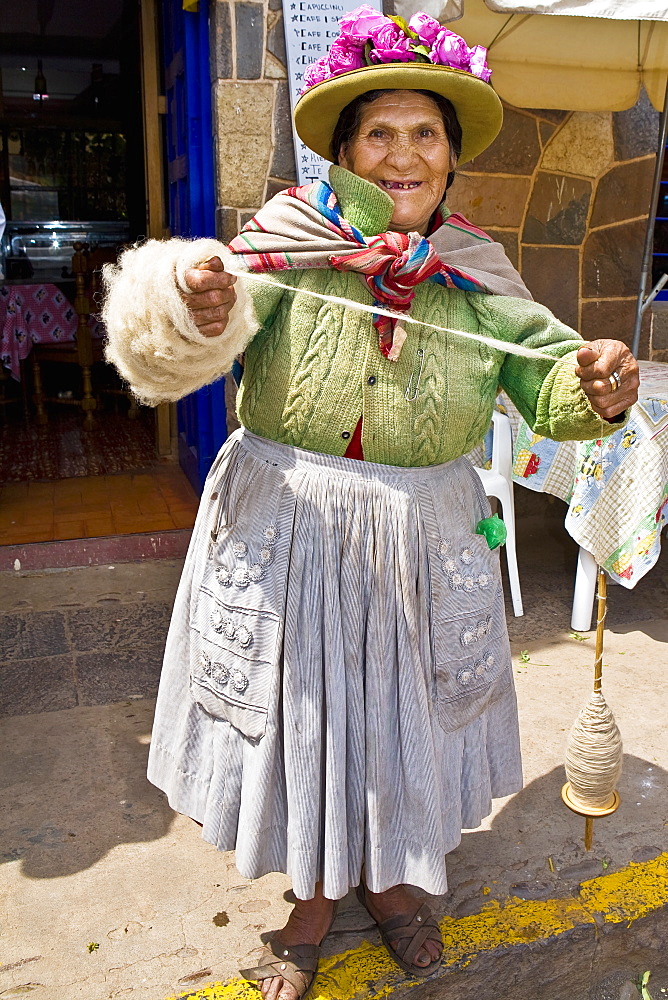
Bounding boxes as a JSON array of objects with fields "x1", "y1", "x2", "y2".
[
  {"x1": 565, "y1": 690, "x2": 623, "y2": 810},
  {"x1": 224, "y1": 265, "x2": 572, "y2": 364},
  {"x1": 224, "y1": 269, "x2": 619, "y2": 813}
]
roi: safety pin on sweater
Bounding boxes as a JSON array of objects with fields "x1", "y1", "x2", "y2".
[{"x1": 405, "y1": 348, "x2": 425, "y2": 401}]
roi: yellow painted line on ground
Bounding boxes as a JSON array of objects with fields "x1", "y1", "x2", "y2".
[{"x1": 167, "y1": 853, "x2": 668, "y2": 1000}]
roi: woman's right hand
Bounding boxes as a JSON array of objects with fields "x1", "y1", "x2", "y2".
[{"x1": 182, "y1": 256, "x2": 237, "y2": 337}]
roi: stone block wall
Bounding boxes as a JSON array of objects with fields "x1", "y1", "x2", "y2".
[
  {"x1": 208, "y1": 3, "x2": 662, "y2": 354},
  {"x1": 209, "y1": 0, "x2": 297, "y2": 243},
  {"x1": 448, "y1": 92, "x2": 661, "y2": 355}
]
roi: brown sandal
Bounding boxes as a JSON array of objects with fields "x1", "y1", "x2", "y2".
[
  {"x1": 240, "y1": 902, "x2": 338, "y2": 998},
  {"x1": 240, "y1": 939, "x2": 321, "y2": 997},
  {"x1": 356, "y1": 884, "x2": 443, "y2": 978}
]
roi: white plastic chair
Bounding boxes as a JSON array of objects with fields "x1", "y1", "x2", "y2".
[
  {"x1": 571, "y1": 546, "x2": 598, "y2": 632},
  {"x1": 472, "y1": 410, "x2": 524, "y2": 617}
]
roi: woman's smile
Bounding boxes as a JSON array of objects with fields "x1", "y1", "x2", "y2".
[
  {"x1": 338, "y1": 91, "x2": 455, "y2": 235},
  {"x1": 379, "y1": 180, "x2": 423, "y2": 190}
]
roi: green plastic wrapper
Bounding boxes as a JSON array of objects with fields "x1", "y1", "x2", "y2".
[{"x1": 475, "y1": 513, "x2": 507, "y2": 550}]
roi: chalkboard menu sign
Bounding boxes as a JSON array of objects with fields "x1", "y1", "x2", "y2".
[{"x1": 282, "y1": 0, "x2": 383, "y2": 185}]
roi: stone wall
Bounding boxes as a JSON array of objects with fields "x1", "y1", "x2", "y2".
[
  {"x1": 448, "y1": 93, "x2": 661, "y2": 355},
  {"x1": 208, "y1": 2, "x2": 661, "y2": 354},
  {"x1": 209, "y1": 0, "x2": 297, "y2": 243}
]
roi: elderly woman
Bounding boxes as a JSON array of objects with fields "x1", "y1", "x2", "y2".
[{"x1": 103, "y1": 9, "x2": 638, "y2": 999}]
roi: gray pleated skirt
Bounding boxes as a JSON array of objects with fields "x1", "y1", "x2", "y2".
[{"x1": 147, "y1": 428, "x2": 522, "y2": 901}]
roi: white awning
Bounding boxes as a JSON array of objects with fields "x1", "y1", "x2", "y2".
[
  {"x1": 395, "y1": 0, "x2": 668, "y2": 109},
  {"x1": 484, "y1": 0, "x2": 668, "y2": 19}
]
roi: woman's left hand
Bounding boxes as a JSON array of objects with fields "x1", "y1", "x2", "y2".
[{"x1": 575, "y1": 339, "x2": 639, "y2": 420}]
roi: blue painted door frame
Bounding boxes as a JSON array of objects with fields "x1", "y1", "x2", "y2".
[{"x1": 162, "y1": 0, "x2": 227, "y2": 494}]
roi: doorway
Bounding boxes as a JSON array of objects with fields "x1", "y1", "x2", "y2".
[{"x1": 0, "y1": 0, "x2": 199, "y2": 549}]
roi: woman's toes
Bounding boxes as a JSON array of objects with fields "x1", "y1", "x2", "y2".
[
  {"x1": 260, "y1": 976, "x2": 299, "y2": 1000},
  {"x1": 263, "y1": 976, "x2": 285, "y2": 1000},
  {"x1": 421, "y1": 939, "x2": 442, "y2": 964},
  {"x1": 277, "y1": 987, "x2": 299, "y2": 1000},
  {"x1": 415, "y1": 942, "x2": 438, "y2": 967}
]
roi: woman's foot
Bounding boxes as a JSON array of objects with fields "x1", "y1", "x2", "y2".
[
  {"x1": 360, "y1": 883, "x2": 442, "y2": 970},
  {"x1": 258, "y1": 885, "x2": 335, "y2": 1000}
]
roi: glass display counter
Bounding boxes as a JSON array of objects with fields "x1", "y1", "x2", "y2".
[{"x1": 1, "y1": 220, "x2": 130, "y2": 283}]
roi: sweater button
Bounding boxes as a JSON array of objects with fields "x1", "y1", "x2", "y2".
[
  {"x1": 367, "y1": 375, "x2": 377, "y2": 385},
  {"x1": 341, "y1": 431, "x2": 351, "y2": 440}
]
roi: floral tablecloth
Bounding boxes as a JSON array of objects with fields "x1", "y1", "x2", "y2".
[
  {"x1": 505, "y1": 361, "x2": 668, "y2": 588},
  {"x1": 0, "y1": 283, "x2": 103, "y2": 380}
]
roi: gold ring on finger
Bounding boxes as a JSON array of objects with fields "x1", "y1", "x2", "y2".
[{"x1": 608, "y1": 370, "x2": 621, "y2": 392}]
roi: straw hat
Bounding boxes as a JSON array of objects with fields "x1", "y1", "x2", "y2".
[{"x1": 293, "y1": 8, "x2": 503, "y2": 165}]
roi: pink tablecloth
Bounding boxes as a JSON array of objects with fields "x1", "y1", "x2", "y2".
[{"x1": 0, "y1": 283, "x2": 103, "y2": 380}]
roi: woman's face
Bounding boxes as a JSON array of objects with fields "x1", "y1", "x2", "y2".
[{"x1": 338, "y1": 90, "x2": 455, "y2": 236}]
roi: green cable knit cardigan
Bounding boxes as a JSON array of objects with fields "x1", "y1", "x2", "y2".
[
  {"x1": 235, "y1": 170, "x2": 614, "y2": 467},
  {"x1": 103, "y1": 168, "x2": 619, "y2": 468}
]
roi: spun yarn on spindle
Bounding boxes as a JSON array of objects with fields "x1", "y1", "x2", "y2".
[{"x1": 564, "y1": 690, "x2": 623, "y2": 811}]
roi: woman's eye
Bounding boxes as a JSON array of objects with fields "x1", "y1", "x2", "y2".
[
  {"x1": 418, "y1": 129, "x2": 435, "y2": 138},
  {"x1": 368, "y1": 129, "x2": 386, "y2": 139}
]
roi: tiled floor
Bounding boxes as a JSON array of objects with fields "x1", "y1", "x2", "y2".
[{"x1": 0, "y1": 466, "x2": 199, "y2": 546}]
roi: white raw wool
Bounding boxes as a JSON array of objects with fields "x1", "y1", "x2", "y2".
[
  {"x1": 103, "y1": 237, "x2": 567, "y2": 410},
  {"x1": 102, "y1": 237, "x2": 259, "y2": 406}
]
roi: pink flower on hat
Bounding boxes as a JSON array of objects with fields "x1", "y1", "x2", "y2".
[
  {"x1": 407, "y1": 12, "x2": 441, "y2": 46},
  {"x1": 339, "y1": 4, "x2": 388, "y2": 47},
  {"x1": 302, "y1": 56, "x2": 331, "y2": 89},
  {"x1": 327, "y1": 38, "x2": 366, "y2": 75},
  {"x1": 368, "y1": 21, "x2": 415, "y2": 64},
  {"x1": 431, "y1": 28, "x2": 471, "y2": 72},
  {"x1": 298, "y1": 6, "x2": 492, "y2": 95},
  {"x1": 469, "y1": 44, "x2": 492, "y2": 82}
]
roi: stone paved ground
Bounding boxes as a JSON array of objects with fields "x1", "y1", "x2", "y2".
[
  {"x1": 1, "y1": 490, "x2": 667, "y2": 1000},
  {"x1": 0, "y1": 564, "x2": 176, "y2": 717}
]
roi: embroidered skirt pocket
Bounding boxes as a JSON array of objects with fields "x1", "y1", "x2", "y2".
[
  {"x1": 432, "y1": 532, "x2": 497, "y2": 618},
  {"x1": 189, "y1": 441, "x2": 293, "y2": 743},
  {"x1": 430, "y1": 517, "x2": 512, "y2": 733},
  {"x1": 190, "y1": 590, "x2": 280, "y2": 742}
]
